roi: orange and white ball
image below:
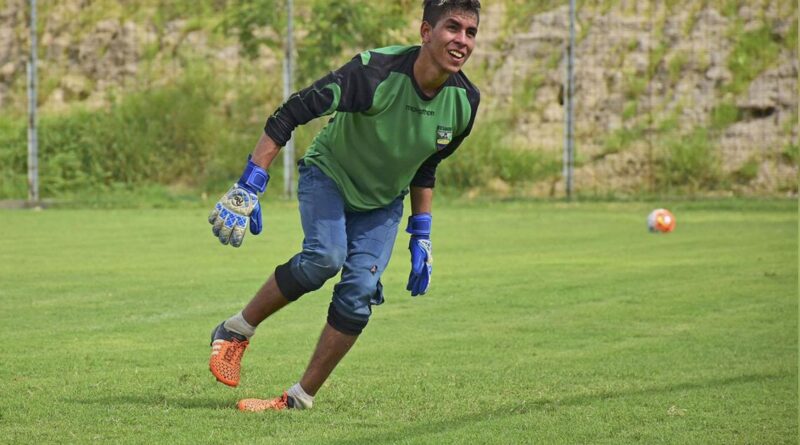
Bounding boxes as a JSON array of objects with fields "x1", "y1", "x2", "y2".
[{"x1": 647, "y1": 208, "x2": 676, "y2": 233}]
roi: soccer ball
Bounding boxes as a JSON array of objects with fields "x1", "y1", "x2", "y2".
[{"x1": 647, "y1": 208, "x2": 676, "y2": 233}]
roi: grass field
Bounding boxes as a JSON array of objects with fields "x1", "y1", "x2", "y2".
[{"x1": 0, "y1": 199, "x2": 797, "y2": 444}]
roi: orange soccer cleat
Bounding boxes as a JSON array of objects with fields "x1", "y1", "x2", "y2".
[
  {"x1": 209, "y1": 323, "x2": 249, "y2": 387},
  {"x1": 238, "y1": 392, "x2": 295, "y2": 412}
]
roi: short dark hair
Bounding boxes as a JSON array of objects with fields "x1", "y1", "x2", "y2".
[{"x1": 422, "y1": 0, "x2": 481, "y2": 27}]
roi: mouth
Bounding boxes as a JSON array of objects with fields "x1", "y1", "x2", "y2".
[{"x1": 448, "y1": 49, "x2": 465, "y2": 61}]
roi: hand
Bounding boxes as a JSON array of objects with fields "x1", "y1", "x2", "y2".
[
  {"x1": 208, "y1": 157, "x2": 269, "y2": 247},
  {"x1": 405, "y1": 213, "x2": 432, "y2": 296},
  {"x1": 407, "y1": 237, "x2": 432, "y2": 296},
  {"x1": 208, "y1": 185, "x2": 261, "y2": 247}
]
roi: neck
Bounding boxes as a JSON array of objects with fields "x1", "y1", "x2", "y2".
[{"x1": 413, "y1": 47, "x2": 450, "y2": 97}]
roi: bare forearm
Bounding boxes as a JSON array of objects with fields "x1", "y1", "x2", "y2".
[
  {"x1": 251, "y1": 132, "x2": 282, "y2": 169},
  {"x1": 409, "y1": 186, "x2": 433, "y2": 215}
]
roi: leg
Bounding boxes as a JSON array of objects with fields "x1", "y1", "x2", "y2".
[
  {"x1": 327, "y1": 196, "x2": 404, "y2": 334},
  {"x1": 299, "y1": 323, "x2": 359, "y2": 395},
  {"x1": 236, "y1": 197, "x2": 403, "y2": 411},
  {"x1": 234, "y1": 162, "x2": 350, "y2": 329},
  {"x1": 299, "y1": 196, "x2": 404, "y2": 393},
  {"x1": 211, "y1": 163, "x2": 347, "y2": 388},
  {"x1": 270, "y1": 162, "x2": 349, "y2": 303},
  {"x1": 241, "y1": 273, "x2": 289, "y2": 326},
  {"x1": 236, "y1": 324, "x2": 356, "y2": 412}
]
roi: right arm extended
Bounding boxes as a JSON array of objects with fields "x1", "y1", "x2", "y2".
[
  {"x1": 209, "y1": 54, "x2": 372, "y2": 247},
  {"x1": 250, "y1": 132, "x2": 282, "y2": 169}
]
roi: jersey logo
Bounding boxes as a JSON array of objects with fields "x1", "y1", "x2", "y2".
[
  {"x1": 436, "y1": 125, "x2": 453, "y2": 150},
  {"x1": 406, "y1": 105, "x2": 435, "y2": 116}
]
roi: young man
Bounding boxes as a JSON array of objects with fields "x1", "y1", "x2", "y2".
[{"x1": 207, "y1": 0, "x2": 481, "y2": 411}]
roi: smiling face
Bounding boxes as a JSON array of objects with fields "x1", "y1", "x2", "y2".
[{"x1": 420, "y1": 9, "x2": 479, "y2": 76}]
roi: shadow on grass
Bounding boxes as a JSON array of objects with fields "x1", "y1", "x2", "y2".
[
  {"x1": 69, "y1": 394, "x2": 234, "y2": 410},
  {"x1": 329, "y1": 371, "x2": 791, "y2": 445},
  {"x1": 63, "y1": 371, "x2": 790, "y2": 441}
]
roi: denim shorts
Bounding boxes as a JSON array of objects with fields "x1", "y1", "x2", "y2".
[{"x1": 282, "y1": 162, "x2": 403, "y2": 332}]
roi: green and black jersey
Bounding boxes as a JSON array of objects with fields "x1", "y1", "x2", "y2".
[{"x1": 264, "y1": 45, "x2": 480, "y2": 211}]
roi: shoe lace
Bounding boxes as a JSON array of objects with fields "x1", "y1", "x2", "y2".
[
  {"x1": 276, "y1": 392, "x2": 290, "y2": 409},
  {"x1": 223, "y1": 338, "x2": 247, "y2": 362}
]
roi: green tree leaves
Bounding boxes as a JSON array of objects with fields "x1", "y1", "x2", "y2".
[{"x1": 220, "y1": 0, "x2": 413, "y2": 84}]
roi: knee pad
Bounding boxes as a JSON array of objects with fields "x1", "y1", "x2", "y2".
[
  {"x1": 274, "y1": 248, "x2": 346, "y2": 301},
  {"x1": 274, "y1": 259, "x2": 306, "y2": 301},
  {"x1": 326, "y1": 302, "x2": 368, "y2": 336}
]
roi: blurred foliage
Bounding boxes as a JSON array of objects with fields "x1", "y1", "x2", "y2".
[
  {"x1": 655, "y1": 128, "x2": 722, "y2": 193},
  {"x1": 782, "y1": 144, "x2": 799, "y2": 164},
  {"x1": 732, "y1": 157, "x2": 760, "y2": 184},
  {"x1": 218, "y1": 0, "x2": 287, "y2": 58},
  {"x1": 0, "y1": 68, "x2": 227, "y2": 197},
  {"x1": 726, "y1": 24, "x2": 782, "y2": 95},
  {"x1": 438, "y1": 113, "x2": 562, "y2": 190},
  {"x1": 709, "y1": 101, "x2": 741, "y2": 132},
  {"x1": 0, "y1": 118, "x2": 27, "y2": 198},
  {"x1": 220, "y1": 0, "x2": 415, "y2": 84},
  {"x1": 601, "y1": 124, "x2": 646, "y2": 157}
]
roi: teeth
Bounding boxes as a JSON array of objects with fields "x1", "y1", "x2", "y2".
[{"x1": 448, "y1": 50, "x2": 464, "y2": 59}]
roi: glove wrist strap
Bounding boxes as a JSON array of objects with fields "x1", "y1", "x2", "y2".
[
  {"x1": 238, "y1": 156, "x2": 270, "y2": 194},
  {"x1": 406, "y1": 213, "x2": 432, "y2": 238}
]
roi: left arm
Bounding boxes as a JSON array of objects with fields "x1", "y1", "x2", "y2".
[
  {"x1": 409, "y1": 186, "x2": 433, "y2": 215},
  {"x1": 405, "y1": 85, "x2": 479, "y2": 295},
  {"x1": 406, "y1": 187, "x2": 434, "y2": 296}
]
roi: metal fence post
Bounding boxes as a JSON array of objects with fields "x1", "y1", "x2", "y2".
[
  {"x1": 282, "y1": 0, "x2": 295, "y2": 199},
  {"x1": 27, "y1": 0, "x2": 39, "y2": 206},
  {"x1": 563, "y1": 0, "x2": 576, "y2": 200}
]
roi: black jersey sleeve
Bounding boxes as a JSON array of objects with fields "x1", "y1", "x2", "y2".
[
  {"x1": 264, "y1": 55, "x2": 376, "y2": 146},
  {"x1": 410, "y1": 90, "x2": 480, "y2": 188}
]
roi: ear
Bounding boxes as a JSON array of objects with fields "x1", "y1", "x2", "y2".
[{"x1": 420, "y1": 21, "x2": 432, "y2": 44}]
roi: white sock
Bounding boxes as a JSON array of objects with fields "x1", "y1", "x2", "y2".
[
  {"x1": 287, "y1": 383, "x2": 314, "y2": 409},
  {"x1": 223, "y1": 311, "x2": 256, "y2": 339}
]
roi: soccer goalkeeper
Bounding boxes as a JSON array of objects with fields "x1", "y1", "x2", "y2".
[{"x1": 207, "y1": 0, "x2": 481, "y2": 412}]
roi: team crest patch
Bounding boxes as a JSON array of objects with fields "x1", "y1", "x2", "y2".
[{"x1": 436, "y1": 125, "x2": 453, "y2": 150}]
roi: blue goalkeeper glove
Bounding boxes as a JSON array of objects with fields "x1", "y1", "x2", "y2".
[
  {"x1": 208, "y1": 157, "x2": 269, "y2": 247},
  {"x1": 406, "y1": 213, "x2": 432, "y2": 296}
]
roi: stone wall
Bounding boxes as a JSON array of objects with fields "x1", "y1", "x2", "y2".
[{"x1": 478, "y1": 1, "x2": 798, "y2": 196}]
